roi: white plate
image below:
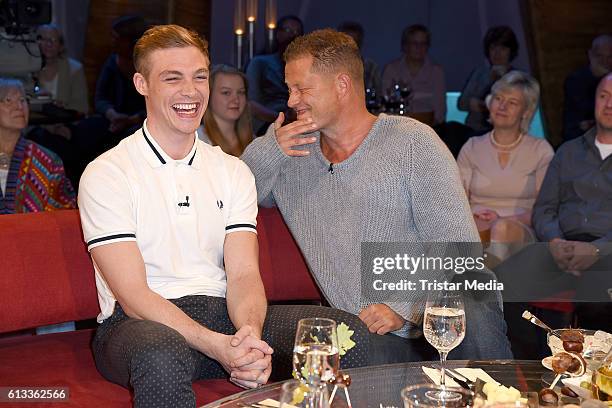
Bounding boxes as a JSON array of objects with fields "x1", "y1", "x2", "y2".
[
  {"x1": 542, "y1": 356, "x2": 553, "y2": 371},
  {"x1": 561, "y1": 375, "x2": 592, "y2": 399}
]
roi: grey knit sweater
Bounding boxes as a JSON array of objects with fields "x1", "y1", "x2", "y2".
[{"x1": 242, "y1": 114, "x2": 480, "y2": 336}]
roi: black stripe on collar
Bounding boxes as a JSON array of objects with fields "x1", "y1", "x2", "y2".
[
  {"x1": 142, "y1": 128, "x2": 166, "y2": 164},
  {"x1": 188, "y1": 149, "x2": 196, "y2": 166}
]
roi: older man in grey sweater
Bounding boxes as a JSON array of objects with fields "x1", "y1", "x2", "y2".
[{"x1": 242, "y1": 29, "x2": 512, "y2": 362}]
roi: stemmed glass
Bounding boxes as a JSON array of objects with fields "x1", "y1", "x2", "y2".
[
  {"x1": 280, "y1": 379, "x2": 330, "y2": 408},
  {"x1": 293, "y1": 318, "x2": 340, "y2": 385},
  {"x1": 423, "y1": 292, "x2": 466, "y2": 401}
]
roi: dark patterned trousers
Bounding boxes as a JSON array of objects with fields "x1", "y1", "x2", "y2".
[{"x1": 93, "y1": 296, "x2": 381, "y2": 408}]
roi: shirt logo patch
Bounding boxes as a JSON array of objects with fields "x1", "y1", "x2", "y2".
[{"x1": 217, "y1": 200, "x2": 224, "y2": 210}]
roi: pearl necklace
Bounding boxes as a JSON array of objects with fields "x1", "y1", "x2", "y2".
[{"x1": 490, "y1": 130, "x2": 523, "y2": 150}]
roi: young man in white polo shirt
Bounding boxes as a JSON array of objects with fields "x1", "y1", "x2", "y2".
[{"x1": 79, "y1": 25, "x2": 370, "y2": 408}]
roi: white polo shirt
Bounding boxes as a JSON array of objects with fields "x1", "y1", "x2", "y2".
[{"x1": 78, "y1": 121, "x2": 257, "y2": 322}]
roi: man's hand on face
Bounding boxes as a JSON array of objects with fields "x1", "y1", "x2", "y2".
[
  {"x1": 358, "y1": 304, "x2": 405, "y2": 335},
  {"x1": 210, "y1": 325, "x2": 273, "y2": 389},
  {"x1": 549, "y1": 238, "x2": 574, "y2": 272},
  {"x1": 273, "y1": 112, "x2": 318, "y2": 157},
  {"x1": 566, "y1": 241, "x2": 600, "y2": 275}
]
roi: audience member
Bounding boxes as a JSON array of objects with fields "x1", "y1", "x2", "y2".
[
  {"x1": 0, "y1": 78, "x2": 75, "y2": 214},
  {"x1": 337, "y1": 21, "x2": 381, "y2": 99},
  {"x1": 458, "y1": 26, "x2": 518, "y2": 134},
  {"x1": 94, "y1": 15, "x2": 148, "y2": 141},
  {"x1": 497, "y1": 73, "x2": 612, "y2": 358},
  {"x1": 382, "y1": 24, "x2": 446, "y2": 125},
  {"x1": 72, "y1": 15, "x2": 148, "y2": 178},
  {"x1": 246, "y1": 15, "x2": 304, "y2": 134},
  {"x1": 242, "y1": 29, "x2": 512, "y2": 362},
  {"x1": 562, "y1": 34, "x2": 612, "y2": 141},
  {"x1": 35, "y1": 24, "x2": 89, "y2": 115},
  {"x1": 197, "y1": 64, "x2": 253, "y2": 156},
  {"x1": 78, "y1": 25, "x2": 370, "y2": 407},
  {"x1": 25, "y1": 23, "x2": 87, "y2": 186},
  {"x1": 457, "y1": 71, "x2": 553, "y2": 259}
]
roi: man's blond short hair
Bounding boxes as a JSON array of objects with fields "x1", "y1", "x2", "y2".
[
  {"x1": 133, "y1": 24, "x2": 209, "y2": 78},
  {"x1": 284, "y1": 28, "x2": 364, "y2": 90}
]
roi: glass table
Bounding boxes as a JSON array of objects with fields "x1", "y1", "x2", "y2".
[{"x1": 202, "y1": 360, "x2": 547, "y2": 408}]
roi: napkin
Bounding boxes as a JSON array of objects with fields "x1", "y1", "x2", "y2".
[
  {"x1": 257, "y1": 399, "x2": 281, "y2": 407},
  {"x1": 421, "y1": 366, "x2": 500, "y2": 387}
]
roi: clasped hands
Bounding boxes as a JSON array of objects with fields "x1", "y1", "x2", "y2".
[
  {"x1": 549, "y1": 238, "x2": 599, "y2": 276},
  {"x1": 213, "y1": 325, "x2": 273, "y2": 389}
]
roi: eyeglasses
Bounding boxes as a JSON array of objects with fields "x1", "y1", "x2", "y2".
[
  {"x1": 408, "y1": 41, "x2": 429, "y2": 47},
  {"x1": 279, "y1": 27, "x2": 302, "y2": 36},
  {"x1": 1, "y1": 96, "x2": 28, "y2": 106},
  {"x1": 36, "y1": 36, "x2": 59, "y2": 45}
]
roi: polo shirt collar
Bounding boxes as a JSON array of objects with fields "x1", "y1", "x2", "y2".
[{"x1": 140, "y1": 120, "x2": 199, "y2": 169}]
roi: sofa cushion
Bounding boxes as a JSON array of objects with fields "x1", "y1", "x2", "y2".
[
  {"x1": 0, "y1": 329, "x2": 241, "y2": 407},
  {"x1": 257, "y1": 207, "x2": 322, "y2": 302},
  {"x1": 0, "y1": 210, "x2": 98, "y2": 333}
]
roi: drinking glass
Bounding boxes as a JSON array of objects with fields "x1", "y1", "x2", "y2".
[
  {"x1": 423, "y1": 292, "x2": 466, "y2": 401},
  {"x1": 293, "y1": 318, "x2": 339, "y2": 385},
  {"x1": 592, "y1": 348, "x2": 612, "y2": 401},
  {"x1": 280, "y1": 379, "x2": 330, "y2": 408},
  {"x1": 402, "y1": 383, "x2": 473, "y2": 408}
]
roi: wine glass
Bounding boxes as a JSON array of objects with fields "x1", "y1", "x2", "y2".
[
  {"x1": 423, "y1": 292, "x2": 466, "y2": 401},
  {"x1": 293, "y1": 318, "x2": 340, "y2": 385},
  {"x1": 280, "y1": 379, "x2": 330, "y2": 408},
  {"x1": 402, "y1": 383, "x2": 473, "y2": 408}
]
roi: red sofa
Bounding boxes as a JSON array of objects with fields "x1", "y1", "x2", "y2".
[{"x1": 0, "y1": 208, "x2": 322, "y2": 407}]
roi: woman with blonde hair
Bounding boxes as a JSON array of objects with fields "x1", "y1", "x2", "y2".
[
  {"x1": 36, "y1": 23, "x2": 89, "y2": 114},
  {"x1": 198, "y1": 64, "x2": 253, "y2": 156},
  {"x1": 457, "y1": 71, "x2": 554, "y2": 259}
]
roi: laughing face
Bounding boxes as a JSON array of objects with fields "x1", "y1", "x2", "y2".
[
  {"x1": 285, "y1": 55, "x2": 338, "y2": 130},
  {"x1": 134, "y1": 46, "x2": 209, "y2": 140}
]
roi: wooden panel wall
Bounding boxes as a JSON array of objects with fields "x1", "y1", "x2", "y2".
[
  {"x1": 83, "y1": 0, "x2": 211, "y2": 111},
  {"x1": 521, "y1": 0, "x2": 612, "y2": 146}
]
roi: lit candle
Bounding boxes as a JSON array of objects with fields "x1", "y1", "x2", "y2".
[
  {"x1": 234, "y1": 0, "x2": 245, "y2": 68},
  {"x1": 265, "y1": 0, "x2": 276, "y2": 51},
  {"x1": 235, "y1": 29, "x2": 244, "y2": 69},
  {"x1": 246, "y1": 0, "x2": 258, "y2": 59}
]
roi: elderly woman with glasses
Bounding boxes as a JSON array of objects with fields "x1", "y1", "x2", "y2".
[
  {"x1": 457, "y1": 71, "x2": 553, "y2": 258},
  {"x1": 0, "y1": 78, "x2": 76, "y2": 214}
]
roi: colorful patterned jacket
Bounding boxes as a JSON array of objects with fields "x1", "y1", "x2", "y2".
[{"x1": 0, "y1": 137, "x2": 76, "y2": 214}]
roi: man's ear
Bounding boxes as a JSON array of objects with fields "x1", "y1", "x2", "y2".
[
  {"x1": 336, "y1": 73, "x2": 351, "y2": 98},
  {"x1": 133, "y1": 72, "x2": 148, "y2": 96}
]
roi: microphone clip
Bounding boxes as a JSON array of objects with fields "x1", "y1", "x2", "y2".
[{"x1": 178, "y1": 196, "x2": 190, "y2": 207}]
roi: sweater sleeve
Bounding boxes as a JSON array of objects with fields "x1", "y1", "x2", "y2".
[
  {"x1": 68, "y1": 59, "x2": 89, "y2": 114},
  {"x1": 409, "y1": 125, "x2": 480, "y2": 242},
  {"x1": 240, "y1": 124, "x2": 291, "y2": 205}
]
